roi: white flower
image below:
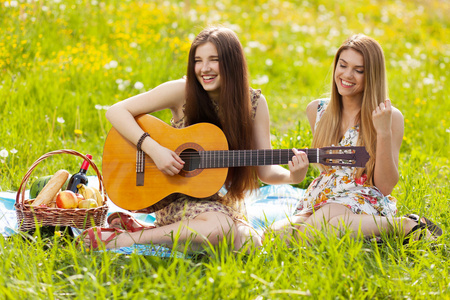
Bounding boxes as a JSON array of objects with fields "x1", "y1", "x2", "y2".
[
  {"x1": 10, "y1": 148, "x2": 18, "y2": 154},
  {"x1": 291, "y1": 23, "x2": 302, "y2": 33},
  {"x1": 95, "y1": 104, "x2": 102, "y2": 110},
  {"x1": 134, "y1": 81, "x2": 144, "y2": 90},
  {"x1": 109, "y1": 60, "x2": 118, "y2": 68},
  {"x1": 247, "y1": 41, "x2": 261, "y2": 48},
  {"x1": 57, "y1": 117, "x2": 65, "y2": 124},
  {"x1": 265, "y1": 59, "x2": 273, "y2": 67},
  {"x1": 423, "y1": 77, "x2": 435, "y2": 85},
  {"x1": 125, "y1": 67, "x2": 132, "y2": 72},
  {"x1": 0, "y1": 149, "x2": 8, "y2": 158},
  {"x1": 252, "y1": 75, "x2": 269, "y2": 85}
]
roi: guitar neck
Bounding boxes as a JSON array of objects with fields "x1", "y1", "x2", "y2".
[{"x1": 198, "y1": 148, "x2": 320, "y2": 168}]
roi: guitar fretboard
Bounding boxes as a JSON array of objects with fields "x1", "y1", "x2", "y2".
[{"x1": 198, "y1": 148, "x2": 321, "y2": 168}]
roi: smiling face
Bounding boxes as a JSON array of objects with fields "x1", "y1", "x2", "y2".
[
  {"x1": 194, "y1": 42, "x2": 221, "y2": 100},
  {"x1": 334, "y1": 48, "x2": 365, "y2": 102}
]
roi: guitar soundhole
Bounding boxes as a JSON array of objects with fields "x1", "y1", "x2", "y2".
[
  {"x1": 181, "y1": 149, "x2": 200, "y2": 171},
  {"x1": 177, "y1": 146, "x2": 203, "y2": 178}
]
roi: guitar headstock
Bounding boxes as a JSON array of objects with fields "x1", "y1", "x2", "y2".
[{"x1": 318, "y1": 146, "x2": 370, "y2": 168}]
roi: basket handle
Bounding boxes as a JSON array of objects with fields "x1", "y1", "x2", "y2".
[{"x1": 15, "y1": 149, "x2": 106, "y2": 207}]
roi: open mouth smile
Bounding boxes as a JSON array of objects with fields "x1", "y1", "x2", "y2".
[
  {"x1": 340, "y1": 79, "x2": 355, "y2": 87},
  {"x1": 202, "y1": 75, "x2": 217, "y2": 83}
]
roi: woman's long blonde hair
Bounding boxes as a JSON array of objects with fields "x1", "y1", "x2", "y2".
[{"x1": 312, "y1": 34, "x2": 387, "y2": 184}]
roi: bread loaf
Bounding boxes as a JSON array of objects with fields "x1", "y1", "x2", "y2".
[{"x1": 31, "y1": 170, "x2": 69, "y2": 207}]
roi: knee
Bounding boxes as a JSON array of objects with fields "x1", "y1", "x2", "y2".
[
  {"x1": 327, "y1": 215, "x2": 350, "y2": 235},
  {"x1": 235, "y1": 223, "x2": 262, "y2": 250},
  {"x1": 201, "y1": 213, "x2": 234, "y2": 245},
  {"x1": 328, "y1": 216, "x2": 341, "y2": 228}
]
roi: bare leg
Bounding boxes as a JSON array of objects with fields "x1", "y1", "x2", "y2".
[
  {"x1": 82, "y1": 211, "x2": 260, "y2": 251},
  {"x1": 265, "y1": 204, "x2": 359, "y2": 243},
  {"x1": 328, "y1": 213, "x2": 426, "y2": 239},
  {"x1": 264, "y1": 214, "x2": 310, "y2": 242},
  {"x1": 293, "y1": 204, "x2": 354, "y2": 241},
  {"x1": 266, "y1": 203, "x2": 436, "y2": 244}
]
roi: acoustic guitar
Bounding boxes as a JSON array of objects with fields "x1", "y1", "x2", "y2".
[{"x1": 102, "y1": 114, "x2": 370, "y2": 211}]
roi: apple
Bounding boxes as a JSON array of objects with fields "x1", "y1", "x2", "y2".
[
  {"x1": 56, "y1": 190, "x2": 79, "y2": 209},
  {"x1": 78, "y1": 198, "x2": 98, "y2": 209},
  {"x1": 75, "y1": 193, "x2": 85, "y2": 203}
]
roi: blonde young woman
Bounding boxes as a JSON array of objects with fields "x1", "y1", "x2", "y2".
[
  {"x1": 79, "y1": 27, "x2": 309, "y2": 251},
  {"x1": 268, "y1": 34, "x2": 442, "y2": 243}
]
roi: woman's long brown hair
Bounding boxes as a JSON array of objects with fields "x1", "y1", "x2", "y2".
[
  {"x1": 312, "y1": 34, "x2": 388, "y2": 185},
  {"x1": 184, "y1": 27, "x2": 258, "y2": 199}
]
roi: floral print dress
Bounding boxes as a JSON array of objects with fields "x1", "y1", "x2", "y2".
[{"x1": 293, "y1": 99, "x2": 397, "y2": 217}]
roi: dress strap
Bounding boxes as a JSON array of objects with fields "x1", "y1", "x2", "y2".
[
  {"x1": 250, "y1": 88, "x2": 262, "y2": 120},
  {"x1": 314, "y1": 98, "x2": 329, "y2": 130}
]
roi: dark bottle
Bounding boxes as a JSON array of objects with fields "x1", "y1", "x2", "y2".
[{"x1": 66, "y1": 154, "x2": 92, "y2": 193}]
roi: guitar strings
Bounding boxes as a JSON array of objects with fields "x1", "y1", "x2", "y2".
[{"x1": 137, "y1": 148, "x2": 360, "y2": 168}]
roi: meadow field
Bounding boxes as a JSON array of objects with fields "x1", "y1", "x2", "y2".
[{"x1": 1, "y1": 0, "x2": 449, "y2": 298}]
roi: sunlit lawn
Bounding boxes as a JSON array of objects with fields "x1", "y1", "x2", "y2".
[{"x1": 1, "y1": 0, "x2": 449, "y2": 298}]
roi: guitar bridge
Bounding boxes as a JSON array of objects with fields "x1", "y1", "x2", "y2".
[{"x1": 136, "y1": 149, "x2": 145, "y2": 186}]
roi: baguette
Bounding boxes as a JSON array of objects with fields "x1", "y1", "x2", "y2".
[
  {"x1": 31, "y1": 170, "x2": 69, "y2": 207},
  {"x1": 48, "y1": 193, "x2": 58, "y2": 208}
]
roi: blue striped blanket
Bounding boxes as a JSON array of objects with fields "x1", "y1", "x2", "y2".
[{"x1": 1, "y1": 177, "x2": 303, "y2": 256}]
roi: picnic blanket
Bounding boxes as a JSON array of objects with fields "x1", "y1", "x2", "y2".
[{"x1": 1, "y1": 176, "x2": 304, "y2": 256}]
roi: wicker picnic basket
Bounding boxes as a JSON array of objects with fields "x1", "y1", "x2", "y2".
[{"x1": 15, "y1": 149, "x2": 108, "y2": 231}]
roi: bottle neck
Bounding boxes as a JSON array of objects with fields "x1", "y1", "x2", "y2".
[{"x1": 80, "y1": 160, "x2": 90, "y2": 173}]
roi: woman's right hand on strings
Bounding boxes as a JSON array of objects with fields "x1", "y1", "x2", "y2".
[{"x1": 149, "y1": 144, "x2": 185, "y2": 176}]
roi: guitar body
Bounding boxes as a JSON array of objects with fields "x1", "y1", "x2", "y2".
[{"x1": 102, "y1": 114, "x2": 229, "y2": 211}]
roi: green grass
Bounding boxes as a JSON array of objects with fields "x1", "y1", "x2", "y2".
[{"x1": 1, "y1": 0, "x2": 449, "y2": 298}]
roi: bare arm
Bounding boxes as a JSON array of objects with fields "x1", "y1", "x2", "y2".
[
  {"x1": 253, "y1": 94, "x2": 309, "y2": 185},
  {"x1": 372, "y1": 99, "x2": 404, "y2": 195},
  {"x1": 105, "y1": 79, "x2": 187, "y2": 175}
]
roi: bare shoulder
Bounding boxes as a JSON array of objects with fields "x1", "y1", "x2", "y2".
[
  {"x1": 253, "y1": 92, "x2": 269, "y2": 121},
  {"x1": 306, "y1": 99, "x2": 320, "y2": 116},
  {"x1": 306, "y1": 99, "x2": 320, "y2": 131},
  {"x1": 257, "y1": 92, "x2": 268, "y2": 107}
]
